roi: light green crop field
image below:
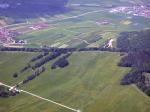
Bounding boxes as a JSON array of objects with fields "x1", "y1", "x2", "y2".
[{"x1": 0, "y1": 52, "x2": 150, "y2": 112}]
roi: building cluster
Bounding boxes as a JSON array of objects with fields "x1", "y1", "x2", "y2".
[
  {"x1": 0, "y1": 27, "x2": 27, "y2": 46},
  {"x1": 110, "y1": 5, "x2": 150, "y2": 19},
  {"x1": 29, "y1": 23, "x2": 49, "y2": 31},
  {"x1": 96, "y1": 19, "x2": 112, "y2": 25},
  {"x1": 0, "y1": 28, "x2": 16, "y2": 44}
]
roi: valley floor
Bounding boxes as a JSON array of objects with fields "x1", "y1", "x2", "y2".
[{"x1": 0, "y1": 51, "x2": 150, "y2": 112}]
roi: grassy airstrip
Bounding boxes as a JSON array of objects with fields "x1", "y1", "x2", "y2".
[{"x1": 0, "y1": 52, "x2": 150, "y2": 112}]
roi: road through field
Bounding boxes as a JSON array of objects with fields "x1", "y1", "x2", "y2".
[
  {"x1": 0, "y1": 82, "x2": 81, "y2": 112},
  {"x1": 2, "y1": 9, "x2": 105, "y2": 29}
]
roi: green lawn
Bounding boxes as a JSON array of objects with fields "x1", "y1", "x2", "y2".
[{"x1": 0, "y1": 51, "x2": 150, "y2": 112}]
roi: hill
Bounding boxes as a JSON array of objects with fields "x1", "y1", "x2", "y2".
[
  {"x1": 0, "y1": 0, "x2": 69, "y2": 18},
  {"x1": 0, "y1": 0, "x2": 69, "y2": 8}
]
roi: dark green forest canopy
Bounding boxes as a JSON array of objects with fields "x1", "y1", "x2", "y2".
[
  {"x1": 117, "y1": 29, "x2": 150, "y2": 97},
  {"x1": 117, "y1": 29, "x2": 150, "y2": 52}
]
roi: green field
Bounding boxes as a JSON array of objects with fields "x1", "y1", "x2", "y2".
[
  {"x1": 0, "y1": 52, "x2": 150, "y2": 112},
  {"x1": 1, "y1": 0, "x2": 150, "y2": 112},
  {"x1": 4, "y1": 0, "x2": 149, "y2": 49},
  {"x1": 14, "y1": 7, "x2": 148, "y2": 48}
]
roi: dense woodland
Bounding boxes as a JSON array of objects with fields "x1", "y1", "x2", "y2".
[
  {"x1": 117, "y1": 29, "x2": 150, "y2": 96},
  {"x1": 117, "y1": 29, "x2": 150, "y2": 52}
]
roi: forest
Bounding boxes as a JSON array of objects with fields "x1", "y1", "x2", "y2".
[{"x1": 117, "y1": 29, "x2": 150, "y2": 96}]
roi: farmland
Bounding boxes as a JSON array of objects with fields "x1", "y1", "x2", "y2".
[
  {"x1": 0, "y1": 0, "x2": 150, "y2": 112},
  {"x1": 0, "y1": 52, "x2": 150, "y2": 112},
  {"x1": 1, "y1": 0, "x2": 149, "y2": 48}
]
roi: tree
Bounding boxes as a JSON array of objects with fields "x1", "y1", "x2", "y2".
[{"x1": 13, "y1": 72, "x2": 18, "y2": 78}]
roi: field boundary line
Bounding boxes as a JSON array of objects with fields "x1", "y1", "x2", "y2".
[{"x1": 131, "y1": 84, "x2": 150, "y2": 100}]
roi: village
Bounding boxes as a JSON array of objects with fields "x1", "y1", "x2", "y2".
[
  {"x1": 110, "y1": 4, "x2": 150, "y2": 19},
  {"x1": 0, "y1": 23, "x2": 52, "y2": 48},
  {"x1": 0, "y1": 27, "x2": 27, "y2": 48}
]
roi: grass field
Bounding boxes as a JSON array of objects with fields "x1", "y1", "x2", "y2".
[
  {"x1": 0, "y1": 51, "x2": 150, "y2": 112},
  {"x1": 12, "y1": 2, "x2": 141, "y2": 48},
  {"x1": 4, "y1": 0, "x2": 149, "y2": 49},
  {"x1": 1, "y1": 1, "x2": 150, "y2": 111}
]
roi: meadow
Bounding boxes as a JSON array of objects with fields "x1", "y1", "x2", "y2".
[
  {"x1": 1, "y1": 1, "x2": 150, "y2": 112},
  {"x1": 0, "y1": 51, "x2": 150, "y2": 112}
]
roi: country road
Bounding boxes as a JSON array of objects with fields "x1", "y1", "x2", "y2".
[{"x1": 0, "y1": 82, "x2": 80, "y2": 112}]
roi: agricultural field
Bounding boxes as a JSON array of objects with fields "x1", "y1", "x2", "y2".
[
  {"x1": 0, "y1": 52, "x2": 150, "y2": 112},
  {"x1": 2, "y1": 0, "x2": 149, "y2": 48},
  {"x1": 0, "y1": 0, "x2": 150, "y2": 112}
]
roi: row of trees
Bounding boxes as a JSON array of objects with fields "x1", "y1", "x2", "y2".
[
  {"x1": 0, "y1": 47, "x2": 77, "y2": 52},
  {"x1": 0, "y1": 46, "x2": 120, "y2": 53},
  {"x1": 51, "y1": 53, "x2": 72, "y2": 69},
  {"x1": 20, "y1": 63, "x2": 31, "y2": 73},
  {"x1": 0, "y1": 47, "x2": 41, "y2": 52},
  {"x1": 78, "y1": 47, "x2": 119, "y2": 52},
  {"x1": 22, "y1": 67, "x2": 45, "y2": 84},
  {"x1": 12, "y1": 51, "x2": 65, "y2": 79},
  {"x1": 13, "y1": 63, "x2": 31, "y2": 78},
  {"x1": 32, "y1": 51, "x2": 62, "y2": 70},
  {"x1": 30, "y1": 52, "x2": 49, "y2": 62}
]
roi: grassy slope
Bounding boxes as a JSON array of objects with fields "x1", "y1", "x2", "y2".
[{"x1": 0, "y1": 52, "x2": 150, "y2": 112}]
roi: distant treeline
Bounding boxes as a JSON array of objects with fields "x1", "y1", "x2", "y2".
[{"x1": 0, "y1": 46, "x2": 120, "y2": 53}]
